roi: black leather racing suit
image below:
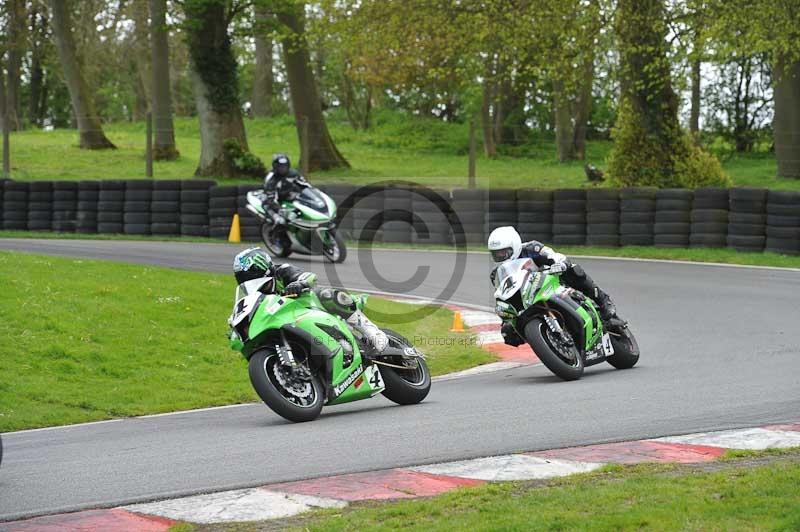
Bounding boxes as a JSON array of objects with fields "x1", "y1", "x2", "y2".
[
  {"x1": 492, "y1": 241, "x2": 619, "y2": 346},
  {"x1": 262, "y1": 169, "x2": 308, "y2": 225}
]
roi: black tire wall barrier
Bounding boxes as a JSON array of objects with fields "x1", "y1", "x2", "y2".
[{"x1": 2, "y1": 180, "x2": 799, "y2": 255}]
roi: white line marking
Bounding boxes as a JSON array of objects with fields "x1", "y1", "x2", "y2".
[{"x1": 433, "y1": 361, "x2": 531, "y2": 381}]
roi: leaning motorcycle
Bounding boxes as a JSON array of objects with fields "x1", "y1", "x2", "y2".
[
  {"x1": 493, "y1": 258, "x2": 639, "y2": 381},
  {"x1": 245, "y1": 185, "x2": 346, "y2": 263},
  {"x1": 228, "y1": 279, "x2": 431, "y2": 422}
]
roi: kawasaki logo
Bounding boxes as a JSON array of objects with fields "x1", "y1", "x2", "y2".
[{"x1": 333, "y1": 365, "x2": 364, "y2": 396}]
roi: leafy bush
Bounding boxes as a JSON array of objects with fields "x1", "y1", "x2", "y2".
[
  {"x1": 223, "y1": 138, "x2": 266, "y2": 177},
  {"x1": 608, "y1": 101, "x2": 730, "y2": 188}
]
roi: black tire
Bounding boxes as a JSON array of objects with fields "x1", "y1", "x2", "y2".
[
  {"x1": 248, "y1": 350, "x2": 324, "y2": 422},
  {"x1": 322, "y1": 229, "x2": 347, "y2": 263},
  {"x1": 607, "y1": 327, "x2": 639, "y2": 369},
  {"x1": 379, "y1": 328, "x2": 431, "y2": 405},
  {"x1": 524, "y1": 318, "x2": 584, "y2": 381}
]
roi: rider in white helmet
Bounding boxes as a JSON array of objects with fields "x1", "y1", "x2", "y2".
[{"x1": 487, "y1": 226, "x2": 621, "y2": 346}]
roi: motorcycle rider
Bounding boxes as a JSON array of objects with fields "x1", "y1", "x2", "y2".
[
  {"x1": 262, "y1": 153, "x2": 308, "y2": 229},
  {"x1": 487, "y1": 226, "x2": 623, "y2": 346},
  {"x1": 232, "y1": 247, "x2": 388, "y2": 353}
]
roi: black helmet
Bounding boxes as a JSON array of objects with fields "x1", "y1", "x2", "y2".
[
  {"x1": 272, "y1": 153, "x2": 291, "y2": 177},
  {"x1": 233, "y1": 247, "x2": 274, "y2": 285}
]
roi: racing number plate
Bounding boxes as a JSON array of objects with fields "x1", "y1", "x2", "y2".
[
  {"x1": 364, "y1": 365, "x2": 385, "y2": 394},
  {"x1": 601, "y1": 333, "x2": 615, "y2": 356}
]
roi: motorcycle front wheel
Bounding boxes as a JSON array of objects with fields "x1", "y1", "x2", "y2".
[
  {"x1": 524, "y1": 318, "x2": 584, "y2": 381},
  {"x1": 248, "y1": 350, "x2": 323, "y2": 422},
  {"x1": 322, "y1": 229, "x2": 347, "y2": 263}
]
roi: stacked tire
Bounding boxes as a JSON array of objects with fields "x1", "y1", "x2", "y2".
[
  {"x1": 382, "y1": 187, "x2": 413, "y2": 244},
  {"x1": 181, "y1": 180, "x2": 214, "y2": 237},
  {"x1": 516, "y1": 189, "x2": 553, "y2": 243},
  {"x1": 727, "y1": 188, "x2": 767, "y2": 252},
  {"x1": 76, "y1": 181, "x2": 99, "y2": 233},
  {"x1": 97, "y1": 180, "x2": 125, "y2": 234},
  {"x1": 147, "y1": 180, "x2": 181, "y2": 236},
  {"x1": 3, "y1": 181, "x2": 28, "y2": 230},
  {"x1": 765, "y1": 190, "x2": 800, "y2": 255},
  {"x1": 27, "y1": 182, "x2": 53, "y2": 231},
  {"x1": 123, "y1": 180, "x2": 152, "y2": 235},
  {"x1": 690, "y1": 188, "x2": 728, "y2": 248},
  {"x1": 485, "y1": 189, "x2": 517, "y2": 242},
  {"x1": 412, "y1": 187, "x2": 452, "y2": 245},
  {"x1": 450, "y1": 189, "x2": 487, "y2": 245},
  {"x1": 209, "y1": 186, "x2": 238, "y2": 239},
  {"x1": 237, "y1": 184, "x2": 262, "y2": 242},
  {"x1": 552, "y1": 189, "x2": 586, "y2": 245},
  {"x1": 351, "y1": 186, "x2": 384, "y2": 243},
  {"x1": 52, "y1": 181, "x2": 78, "y2": 232},
  {"x1": 654, "y1": 189, "x2": 692, "y2": 247},
  {"x1": 620, "y1": 188, "x2": 656, "y2": 246},
  {"x1": 585, "y1": 189, "x2": 619, "y2": 247}
]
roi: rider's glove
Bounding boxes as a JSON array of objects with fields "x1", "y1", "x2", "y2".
[
  {"x1": 547, "y1": 262, "x2": 567, "y2": 274},
  {"x1": 284, "y1": 281, "x2": 306, "y2": 296}
]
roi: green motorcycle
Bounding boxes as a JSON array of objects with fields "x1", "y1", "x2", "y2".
[
  {"x1": 228, "y1": 279, "x2": 431, "y2": 422},
  {"x1": 245, "y1": 186, "x2": 346, "y2": 263},
  {"x1": 493, "y1": 258, "x2": 639, "y2": 381}
]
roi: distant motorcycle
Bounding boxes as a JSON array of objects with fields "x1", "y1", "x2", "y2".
[
  {"x1": 228, "y1": 280, "x2": 431, "y2": 422},
  {"x1": 245, "y1": 185, "x2": 347, "y2": 263},
  {"x1": 493, "y1": 258, "x2": 639, "y2": 380}
]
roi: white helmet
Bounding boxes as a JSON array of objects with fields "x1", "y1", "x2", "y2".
[{"x1": 488, "y1": 226, "x2": 522, "y2": 263}]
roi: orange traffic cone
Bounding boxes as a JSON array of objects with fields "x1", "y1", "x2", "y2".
[
  {"x1": 450, "y1": 310, "x2": 466, "y2": 332},
  {"x1": 228, "y1": 214, "x2": 241, "y2": 243}
]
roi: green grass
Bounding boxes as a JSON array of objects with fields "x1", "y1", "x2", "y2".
[
  {"x1": 0, "y1": 251, "x2": 492, "y2": 432},
  {"x1": 6, "y1": 111, "x2": 800, "y2": 190},
  {"x1": 292, "y1": 451, "x2": 800, "y2": 531},
  {"x1": 2, "y1": 230, "x2": 799, "y2": 268}
]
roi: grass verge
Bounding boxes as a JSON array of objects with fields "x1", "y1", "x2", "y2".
[
  {"x1": 0, "y1": 251, "x2": 491, "y2": 432},
  {"x1": 2, "y1": 231, "x2": 800, "y2": 269},
  {"x1": 187, "y1": 448, "x2": 800, "y2": 531},
  {"x1": 6, "y1": 113, "x2": 798, "y2": 191}
]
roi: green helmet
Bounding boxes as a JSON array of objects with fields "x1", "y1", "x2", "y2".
[{"x1": 233, "y1": 247, "x2": 274, "y2": 284}]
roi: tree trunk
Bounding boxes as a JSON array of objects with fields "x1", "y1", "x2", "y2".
[
  {"x1": 774, "y1": 58, "x2": 800, "y2": 178},
  {"x1": 6, "y1": 0, "x2": 27, "y2": 131},
  {"x1": 185, "y1": 0, "x2": 248, "y2": 177},
  {"x1": 48, "y1": 0, "x2": 116, "y2": 149},
  {"x1": 252, "y1": 6, "x2": 274, "y2": 118},
  {"x1": 690, "y1": 57, "x2": 701, "y2": 135},
  {"x1": 481, "y1": 79, "x2": 497, "y2": 158},
  {"x1": 150, "y1": 0, "x2": 179, "y2": 159},
  {"x1": 553, "y1": 80, "x2": 576, "y2": 162},
  {"x1": 571, "y1": 54, "x2": 594, "y2": 161},
  {"x1": 278, "y1": 3, "x2": 349, "y2": 171}
]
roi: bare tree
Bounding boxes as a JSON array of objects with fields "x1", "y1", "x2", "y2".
[
  {"x1": 48, "y1": 0, "x2": 116, "y2": 149},
  {"x1": 5, "y1": 0, "x2": 26, "y2": 131},
  {"x1": 252, "y1": 4, "x2": 275, "y2": 117}
]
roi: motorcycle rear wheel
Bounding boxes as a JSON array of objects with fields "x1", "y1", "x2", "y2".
[
  {"x1": 524, "y1": 318, "x2": 584, "y2": 381},
  {"x1": 261, "y1": 225, "x2": 292, "y2": 258},
  {"x1": 249, "y1": 350, "x2": 323, "y2": 422},
  {"x1": 378, "y1": 328, "x2": 431, "y2": 405},
  {"x1": 607, "y1": 326, "x2": 640, "y2": 369}
]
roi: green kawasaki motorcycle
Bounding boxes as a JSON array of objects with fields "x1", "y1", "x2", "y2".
[
  {"x1": 228, "y1": 279, "x2": 431, "y2": 422},
  {"x1": 493, "y1": 258, "x2": 639, "y2": 381},
  {"x1": 245, "y1": 186, "x2": 346, "y2": 263}
]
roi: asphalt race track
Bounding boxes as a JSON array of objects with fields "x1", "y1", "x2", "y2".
[{"x1": 1, "y1": 238, "x2": 799, "y2": 521}]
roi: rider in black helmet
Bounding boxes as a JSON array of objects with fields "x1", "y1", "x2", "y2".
[{"x1": 262, "y1": 153, "x2": 308, "y2": 228}]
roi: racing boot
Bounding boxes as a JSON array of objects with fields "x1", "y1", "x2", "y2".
[
  {"x1": 346, "y1": 309, "x2": 389, "y2": 355},
  {"x1": 595, "y1": 289, "x2": 617, "y2": 321}
]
